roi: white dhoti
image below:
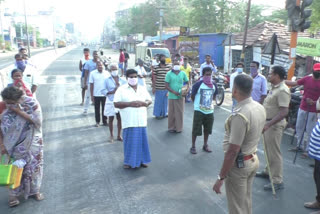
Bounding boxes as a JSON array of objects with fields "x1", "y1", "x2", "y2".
[{"x1": 104, "y1": 97, "x2": 119, "y2": 117}]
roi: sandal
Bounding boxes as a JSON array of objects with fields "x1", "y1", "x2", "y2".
[
  {"x1": 117, "y1": 136, "x2": 123, "y2": 142},
  {"x1": 9, "y1": 197, "x2": 20, "y2": 207},
  {"x1": 203, "y1": 145, "x2": 212, "y2": 153},
  {"x1": 123, "y1": 165, "x2": 131, "y2": 169},
  {"x1": 141, "y1": 163, "x2": 148, "y2": 168},
  {"x1": 190, "y1": 147, "x2": 197, "y2": 154},
  {"x1": 34, "y1": 193, "x2": 44, "y2": 201},
  {"x1": 301, "y1": 152, "x2": 309, "y2": 159}
]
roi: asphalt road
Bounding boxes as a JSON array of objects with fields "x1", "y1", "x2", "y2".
[
  {"x1": 0, "y1": 47, "x2": 316, "y2": 214},
  {"x1": 0, "y1": 47, "x2": 54, "y2": 70}
]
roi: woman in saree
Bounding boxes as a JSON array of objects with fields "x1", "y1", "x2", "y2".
[{"x1": 0, "y1": 86, "x2": 44, "y2": 207}]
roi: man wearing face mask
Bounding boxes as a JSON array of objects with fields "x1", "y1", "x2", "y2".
[
  {"x1": 102, "y1": 63, "x2": 127, "y2": 143},
  {"x1": 79, "y1": 48, "x2": 90, "y2": 106},
  {"x1": 286, "y1": 63, "x2": 320, "y2": 157},
  {"x1": 230, "y1": 62, "x2": 246, "y2": 108},
  {"x1": 165, "y1": 60, "x2": 189, "y2": 133},
  {"x1": 152, "y1": 54, "x2": 172, "y2": 119},
  {"x1": 250, "y1": 61, "x2": 268, "y2": 104},
  {"x1": 114, "y1": 69, "x2": 152, "y2": 169}
]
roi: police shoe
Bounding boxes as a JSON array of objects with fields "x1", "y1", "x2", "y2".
[
  {"x1": 304, "y1": 201, "x2": 320, "y2": 209},
  {"x1": 255, "y1": 171, "x2": 269, "y2": 179},
  {"x1": 264, "y1": 182, "x2": 284, "y2": 191}
]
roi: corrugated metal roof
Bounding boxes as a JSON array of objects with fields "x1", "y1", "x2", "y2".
[
  {"x1": 231, "y1": 21, "x2": 311, "y2": 49},
  {"x1": 150, "y1": 34, "x2": 179, "y2": 41}
]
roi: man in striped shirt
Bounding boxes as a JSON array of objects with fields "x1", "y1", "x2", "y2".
[
  {"x1": 305, "y1": 99, "x2": 320, "y2": 211},
  {"x1": 152, "y1": 54, "x2": 172, "y2": 119}
]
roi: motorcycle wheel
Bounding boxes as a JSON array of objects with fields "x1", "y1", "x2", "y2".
[{"x1": 215, "y1": 87, "x2": 225, "y2": 106}]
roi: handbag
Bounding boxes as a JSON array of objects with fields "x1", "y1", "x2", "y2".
[
  {"x1": 180, "y1": 85, "x2": 189, "y2": 97},
  {"x1": 0, "y1": 155, "x2": 23, "y2": 189}
]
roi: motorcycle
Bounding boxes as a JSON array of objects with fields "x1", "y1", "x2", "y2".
[
  {"x1": 212, "y1": 72, "x2": 226, "y2": 106},
  {"x1": 286, "y1": 85, "x2": 304, "y2": 129}
]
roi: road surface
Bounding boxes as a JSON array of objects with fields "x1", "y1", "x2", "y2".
[{"x1": 0, "y1": 47, "x2": 316, "y2": 214}]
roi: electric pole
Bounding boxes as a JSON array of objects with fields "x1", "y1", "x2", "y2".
[
  {"x1": 0, "y1": 0, "x2": 5, "y2": 52},
  {"x1": 158, "y1": 0, "x2": 164, "y2": 43},
  {"x1": 240, "y1": 0, "x2": 251, "y2": 63},
  {"x1": 23, "y1": 0, "x2": 31, "y2": 58}
]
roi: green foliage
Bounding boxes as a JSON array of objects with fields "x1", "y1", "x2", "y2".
[
  {"x1": 309, "y1": 0, "x2": 320, "y2": 33},
  {"x1": 114, "y1": 0, "x2": 296, "y2": 35}
]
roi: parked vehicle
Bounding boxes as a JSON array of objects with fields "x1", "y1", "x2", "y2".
[
  {"x1": 286, "y1": 85, "x2": 303, "y2": 129},
  {"x1": 57, "y1": 40, "x2": 66, "y2": 48},
  {"x1": 135, "y1": 42, "x2": 171, "y2": 71},
  {"x1": 213, "y1": 72, "x2": 225, "y2": 106}
]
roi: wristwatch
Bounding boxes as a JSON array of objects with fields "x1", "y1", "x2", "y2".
[{"x1": 218, "y1": 175, "x2": 225, "y2": 181}]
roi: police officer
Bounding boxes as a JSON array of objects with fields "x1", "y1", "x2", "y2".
[
  {"x1": 256, "y1": 66, "x2": 290, "y2": 191},
  {"x1": 213, "y1": 74, "x2": 266, "y2": 214}
]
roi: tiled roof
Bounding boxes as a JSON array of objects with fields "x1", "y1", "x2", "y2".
[{"x1": 232, "y1": 21, "x2": 311, "y2": 49}]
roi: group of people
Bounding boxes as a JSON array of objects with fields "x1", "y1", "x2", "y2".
[
  {"x1": 79, "y1": 47, "x2": 320, "y2": 214},
  {"x1": 0, "y1": 47, "x2": 44, "y2": 207}
]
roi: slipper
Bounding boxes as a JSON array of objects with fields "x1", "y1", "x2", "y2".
[
  {"x1": 34, "y1": 193, "x2": 44, "y2": 201},
  {"x1": 190, "y1": 147, "x2": 197, "y2": 154},
  {"x1": 8, "y1": 197, "x2": 20, "y2": 207},
  {"x1": 203, "y1": 145, "x2": 212, "y2": 153},
  {"x1": 301, "y1": 152, "x2": 309, "y2": 159},
  {"x1": 95, "y1": 124, "x2": 99, "y2": 127},
  {"x1": 168, "y1": 130, "x2": 176, "y2": 133},
  {"x1": 109, "y1": 137, "x2": 114, "y2": 143},
  {"x1": 140, "y1": 163, "x2": 148, "y2": 168},
  {"x1": 117, "y1": 137, "x2": 123, "y2": 142},
  {"x1": 123, "y1": 165, "x2": 131, "y2": 169}
]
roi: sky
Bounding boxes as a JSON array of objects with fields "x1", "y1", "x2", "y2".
[{"x1": 4, "y1": 0, "x2": 286, "y2": 41}]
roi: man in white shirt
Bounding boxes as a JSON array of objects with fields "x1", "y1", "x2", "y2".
[
  {"x1": 199, "y1": 55, "x2": 217, "y2": 78},
  {"x1": 230, "y1": 62, "x2": 245, "y2": 108},
  {"x1": 89, "y1": 61, "x2": 110, "y2": 127},
  {"x1": 135, "y1": 59, "x2": 147, "y2": 86},
  {"x1": 114, "y1": 69, "x2": 152, "y2": 169}
]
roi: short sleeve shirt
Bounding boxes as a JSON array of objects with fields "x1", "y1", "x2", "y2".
[
  {"x1": 251, "y1": 74, "x2": 268, "y2": 102},
  {"x1": 180, "y1": 65, "x2": 192, "y2": 79},
  {"x1": 89, "y1": 70, "x2": 110, "y2": 97},
  {"x1": 102, "y1": 76, "x2": 127, "y2": 101},
  {"x1": 154, "y1": 64, "x2": 172, "y2": 90},
  {"x1": 165, "y1": 70, "x2": 189, "y2": 99},
  {"x1": 83, "y1": 59, "x2": 97, "y2": 84},
  {"x1": 135, "y1": 65, "x2": 147, "y2": 86},
  {"x1": 263, "y1": 81, "x2": 290, "y2": 119},
  {"x1": 193, "y1": 82, "x2": 217, "y2": 114},
  {"x1": 113, "y1": 84, "x2": 152, "y2": 129},
  {"x1": 297, "y1": 76, "x2": 320, "y2": 112},
  {"x1": 223, "y1": 98, "x2": 266, "y2": 155},
  {"x1": 199, "y1": 62, "x2": 217, "y2": 78}
]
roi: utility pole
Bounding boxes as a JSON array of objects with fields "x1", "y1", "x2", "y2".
[
  {"x1": 0, "y1": 0, "x2": 5, "y2": 52},
  {"x1": 23, "y1": 0, "x2": 31, "y2": 58},
  {"x1": 159, "y1": 0, "x2": 164, "y2": 43},
  {"x1": 240, "y1": 0, "x2": 251, "y2": 63}
]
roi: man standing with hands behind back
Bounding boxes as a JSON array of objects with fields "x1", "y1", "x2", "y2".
[
  {"x1": 213, "y1": 74, "x2": 266, "y2": 214},
  {"x1": 256, "y1": 66, "x2": 290, "y2": 191},
  {"x1": 250, "y1": 61, "x2": 268, "y2": 104}
]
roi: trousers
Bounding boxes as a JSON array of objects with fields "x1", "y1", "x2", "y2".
[
  {"x1": 94, "y1": 96, "x2": 107, "y2": 124},
  {"x1": 315, "y1": 159, "x2": 320, "y2": 202},
  {"x1": 168, "y1": 98, "x2": 184, "y2": 132},
  {"x1": 83, "y1": 88, "x2": 91, "y2": 112},
  {"x1": 263, "y1": 120, "x2": 286, "y2": 184},
  {"x1": 225, "y1": 154, "x2": 259, "y2": 214},
  {"x1": 296, "y1": 108, "x2": 318, "y2": 151}
]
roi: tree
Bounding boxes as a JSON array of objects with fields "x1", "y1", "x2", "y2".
[{"x1": 309, "y1": 0, "x2": 320, "y2": 33}]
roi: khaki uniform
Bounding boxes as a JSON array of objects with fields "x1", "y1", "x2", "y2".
[
  {"x1": 263, "y1": 81, "x2": 290, "y2": 184},
  {"x1": 223, "y1": 97, "x2": 266, "y2": 214}
]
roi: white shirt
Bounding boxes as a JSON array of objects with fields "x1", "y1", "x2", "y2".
[
  {"x1": 135, "y1": 65, "x2": 147, "y2": 86},
  {"x1": 9, "y1": 64, "x2": 38, "y2": 89},
  {"x1": 199, "y1": 62, "x2": 217, "y2": 77},
  {"x1": 114, "y1": 84, "x2": 152, "y2": 129},
  {"x1": 89, "y1": 69, "x2": 110, "y2": 97},
  {"x1": 230, "y1": 70, "x2": 246, "y2": 92}
]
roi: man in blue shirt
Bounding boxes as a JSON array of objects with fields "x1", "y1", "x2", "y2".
[
  {"x1": 190, "y1": 67, "x2": 218, "y2": 154},
  {"x1": 250, "y1": 61, "x2": 267, "y2": 104},
  {"x1": 83, "y1": 50, "x2": 99, "y2": 114}
]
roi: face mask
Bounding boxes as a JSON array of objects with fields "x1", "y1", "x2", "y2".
[
  {"x1": 160, "y1": 60, "x2": 166, "y2": 64},
  {"x1": 128, "y1": 77, "x2": 138, "y2": 86},
  {"x1": 16, "y1": 61, "x2": 26, "y2": 71},
  {"x1": 236, "y1": 68, "x2": 243, "y2": 73},
  {"x1": 250, "y1": 68, "x2": 258, "y2": 76},
  {"x1": 203, "y1": 76, "x2": 213, "y2": 88},
  {"x1": 173, "y1": 65, "x2": 180, "y2": 71},
  {"x1": 111, "y1": 70, "x2": 118, "y2": 76},
  {"x1": 313, "y1": 72, "x2": 320, "y2": 79}
]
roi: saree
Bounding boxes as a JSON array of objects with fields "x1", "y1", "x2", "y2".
[{"x1": 1, "y1": 96, "x2": 43, "y2": 199}]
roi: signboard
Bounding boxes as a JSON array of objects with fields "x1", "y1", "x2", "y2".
[
  {"x1": 178, "y1": 36, "x2": 199, "y2": 60},
  {"x1": 179, "y1": 27, "x2": 190, "y2": 36},
  {"x1": 297, "y1": 37, "x2": 320, "y2": 57}
]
